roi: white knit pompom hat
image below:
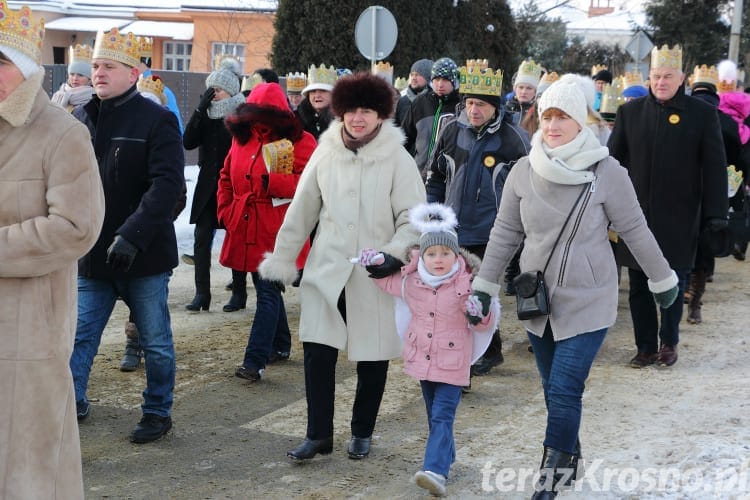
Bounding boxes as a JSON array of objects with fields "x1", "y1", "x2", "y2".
[{"x1": 537, "y1": 78, "x2": 588, "y2": 129}]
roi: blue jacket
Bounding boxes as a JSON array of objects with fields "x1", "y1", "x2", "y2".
[
  {"x1": 425, "y1": 108, "x2": 530, "y2": 246},
  {"x1": 74, "y1": 85, "x2": 185, "y2": 279}
]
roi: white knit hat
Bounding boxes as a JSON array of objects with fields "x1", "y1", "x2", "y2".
[
  {"x1": 537, "y1": 78, "x2": 588, "y2": 129},
  {"x1": 1, "y1": 45, "x2": 41, "y2": 79}
]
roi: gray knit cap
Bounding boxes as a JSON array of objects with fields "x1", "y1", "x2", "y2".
[
  {"x1": 410, "y1": 202, "x2": 460, "y2": 256},
  {"x1": 410, "y1": 59, "x2": 433, "y2": 82},
  {"x1": 419, "y1": 229, "x2": 459, "y2": 256},
  {"x1": 206, "y1": 58, "x2": 242, "y2": 96}
]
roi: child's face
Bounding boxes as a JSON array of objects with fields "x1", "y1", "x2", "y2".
[{"x1": 422, "y1": 245, "x2": 458, "y2": 276}]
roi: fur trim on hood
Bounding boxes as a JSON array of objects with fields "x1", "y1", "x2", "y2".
[
  {"x1": 225, "y1": 82, "x2": 303, "y2": 145},
  {"x1": 401, "y1": 246, "x2": 483, "y2": 277}
]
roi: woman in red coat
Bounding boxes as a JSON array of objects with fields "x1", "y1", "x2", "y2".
[{"x1": 218, "y1": 82, "x2": 315, "y2": 381}]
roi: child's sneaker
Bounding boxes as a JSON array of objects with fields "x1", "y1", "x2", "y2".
[{"x1": 415, "y1": 470, "x2": 446, "y2": 497}]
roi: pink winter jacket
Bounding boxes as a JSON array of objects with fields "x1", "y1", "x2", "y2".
[{"x1": 374, "y1": 249, "x2": 495, "y2": 387}]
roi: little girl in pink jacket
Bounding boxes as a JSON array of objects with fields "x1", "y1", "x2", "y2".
[{"x1": 356, "y1": 203, "x2": 498, "y2": 497}]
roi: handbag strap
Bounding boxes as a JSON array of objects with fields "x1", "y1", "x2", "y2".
[{"x1": 542, "y1": 182, "x2": 591, "y2": 275}]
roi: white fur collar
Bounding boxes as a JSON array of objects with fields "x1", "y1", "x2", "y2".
[
  {"x1": 317, "y1": 119, "x2": 407, "y2": 163},
  {"x1": 0, "y1": 70, "x2": 45, "y2": 127}
]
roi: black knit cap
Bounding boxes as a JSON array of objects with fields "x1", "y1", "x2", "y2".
[
  {"x1": 463, "y1": 93, "x2": 502, "y2": 109},
  {"x1": 331, "y1": 71, "x2": 395, "y2": 119},
  {"x1": 592, "y1": 69, "x2": 613, "y2": 84}
]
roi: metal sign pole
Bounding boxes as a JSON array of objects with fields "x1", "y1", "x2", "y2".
[{"x1": 371, "y1": 6, "x2": 377, "y2": 72}]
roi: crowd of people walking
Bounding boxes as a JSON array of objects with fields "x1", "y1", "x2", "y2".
[{"x1": 2, "y1": 1, "x2": 749, "y2": 498}]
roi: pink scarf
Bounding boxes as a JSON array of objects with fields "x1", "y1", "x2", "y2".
[{"x1": 719, "y1": 92, "x2": 750, "y2": 144}]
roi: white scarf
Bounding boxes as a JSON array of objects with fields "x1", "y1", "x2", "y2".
[
  {"x1": 208, "y1": 93, "x2": 245, "y2": 119},
  {"x1": 50, "y1": 82, "x2": 94, "y2": 109},
  {"x1": 417, "y1": 257, "x2": 460, "y2": 288},
  {"x1": 528, "y1": 126, "x2": 609, "y2": 185}
]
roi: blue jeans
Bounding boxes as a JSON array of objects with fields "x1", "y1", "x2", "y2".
[
  {"x1": 420, "y1": 380, "x2": 462, "y2": 478},
  {"x1": 241, "y1": 272, "x2": 291, "y2": 370},
  {"x1": 70, "y1": 273, "x2": 175, "y2": 417},
  {"x1": 527, "y1": 324, "x2": 606, "y2": 454},
  {"x1": 628, "y1": 268, "x2": 690, "y2": 353}
]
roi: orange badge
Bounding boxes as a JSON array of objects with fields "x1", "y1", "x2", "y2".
[
  {"x1": 483, "y1": 156, "x2": 496, "y2": 168},
  {"x1": 668, "y1": 114, "x2": 680, "y2": 125}
]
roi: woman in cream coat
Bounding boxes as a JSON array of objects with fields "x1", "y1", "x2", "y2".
[
  {"x1": 260, "y1": 72, "x2": 425, "y2": 461},
  {"x1": 0, "y1": 5, "x2": 105, "y2": 497},
  {"x1": 471, "y1": 78, "x2": 678, "y2": 499}
]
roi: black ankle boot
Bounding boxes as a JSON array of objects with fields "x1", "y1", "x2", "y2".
[
  {"x1": 223, "y1": 290, "x2": 247, "y2": 312},
  {"x1": 185, "y1": 293, "x2": 211, "y2": 311},
  {"x1": 530, "y1": 447, "x2": 576, "y2": 500},
  {"x1": 120, "y1": 333, "x2": 142, "y2": 372},
  {"x1": 287, "y1": 437, "x2": 333, "y2": 461}
]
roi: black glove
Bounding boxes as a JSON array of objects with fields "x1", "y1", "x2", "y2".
[
  {"x1": 465, "y1": 291, "x2": 491, "y2": 325},
  {"x1": 706, "y1": 217, "x2": 728, "y2": 232},
  {"x1": 106, "y1": 235, "x2": 138, "y2": 272},
  {"x1": 365, "y1": 253, "x2": 403, "y2": 279},
  {"x1": 197, "y1": 87, "x2": 215, "y2": 114},
  {"x1": 271, "y1": 280, "x2": 286, "y2": 293}
]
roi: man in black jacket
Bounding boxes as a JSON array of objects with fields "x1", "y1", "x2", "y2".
[
  {"x1": 70, "y1": 28, "x2": 184, "y2": 443},
  {"x1": 608, "y1": 45, "x2": 728, "y2": 369},
  {"x1": 425, "y1": 61, "x2": 530, "y2": 377},
  {"x1": 401, "y1": 57, "x2": 461, "y2": 176}
]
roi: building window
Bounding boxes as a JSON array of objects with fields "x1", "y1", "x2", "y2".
[
  {"x1": 164, "y1": 42, "x2": 192, "y2": 71},
  {"x1": 211, "y1": 43, "x2": 245, "y2": 67}
]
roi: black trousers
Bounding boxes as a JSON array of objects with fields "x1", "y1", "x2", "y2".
[
  {"x1": 302, "y1": 341, "x2": 389, "y2": 440},
  {"x1": 192, "y1": 209, "x2": 216, "y2": 295}
]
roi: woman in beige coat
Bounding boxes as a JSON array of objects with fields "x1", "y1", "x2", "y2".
[
  {"x1": 0, "y1": 4, "x2": 105, "y2": 498},
  {"x1": 470, "y1": 78, "x2": 678, "y2": 499},
  {"x1": 260, "y1": 72, "x2": 425, "y2": 461}
]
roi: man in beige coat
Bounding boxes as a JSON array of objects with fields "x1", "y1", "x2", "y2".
[{"x1": 0, "y1": 3, "x2": 105, "y2": 498}]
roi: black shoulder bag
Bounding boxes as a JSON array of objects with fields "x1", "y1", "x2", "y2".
[{"x1": 513, "y1": 183, "x2": 591, "y2": 320}]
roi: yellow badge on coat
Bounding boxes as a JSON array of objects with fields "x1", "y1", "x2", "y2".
[
  {"x1": 483, "y1": 155, "x2": 496, "y2": 168},
  {"x1": 668, "y1": 114, "x2": 680, "y2": 124}
]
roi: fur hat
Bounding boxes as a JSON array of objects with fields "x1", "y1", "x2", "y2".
[
  {"x1": 206, "y1": 57, "x2": 242, "y2": 96},
  {"x1": 410, "y1": 203, "x2": 460, "y2": 256},
  {"x1": 592, "y1": 68, "x2": 613, "y2": 84},
  {"x1": 330, "y1": 71, "x2": 395, "y2": 119},
  {"x1": 410, "y1": 58, "x2": 433, "y2": 82},
  {"x1": 538, "y1": 78, "x2": 588, "y2": 129},
  {"x1": 431, "y1": 57, "x2": 460, "y2": 89}
]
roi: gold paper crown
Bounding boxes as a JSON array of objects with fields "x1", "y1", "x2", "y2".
[
  {"x1": 459, "y1": 61, "x2": 503, "y2": 97},
  {"x1": 69, "y1": 43, "x2": 92, "y2": 63},
  {"x1": 241, "y1": 73, "x2": 265, "y2": 92},
  {"x1": 307, "y1": 64, "x2": 337, "y2": 86},
  {"x1": 394, "y1": 76, "x2": 408, "y2": 91},
  {"x1": 622, "y1": 71, "x2": 645, "y2": 89},
  {"x1": 372, "y1": 61, "x2": 393, "y2": 82},
  {"x1": 137, "y1": 35, "x2": 152, "y2": 58},
  {"x1": 599, "y1": 83, "x2": 624, "y2": 115},
  {"x1": 591, "y1": 64, "x2": 608, "y2": 77},
  {"x1": 690, "y1": 64, "x2": 718, "y2": 87},
  {"x1": 0, "y1": 1, "x2": 45, "y2": 64},
  {"x1": 515, "y1": 59, "x2": 542, "y2": 84},
  {"x1": 262, "y1": 139, "x2": 294, "y2": 175},
  {"x1": 285, "y1": 72, "x2": 307, "y2": 93},
  {"x1": 137, "y1": 74, "x2": 165, "y2": 104},
  {"x1": 651, "y1": 44, "x2": 682, "y2": 71},
  {"x1": 93, "y1": 28, "x2": 140, "y2": 67}
]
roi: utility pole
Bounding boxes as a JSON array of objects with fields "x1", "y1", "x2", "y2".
[{"x1": 729, "y1": 0, "x2": 743, "y2": 62}]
